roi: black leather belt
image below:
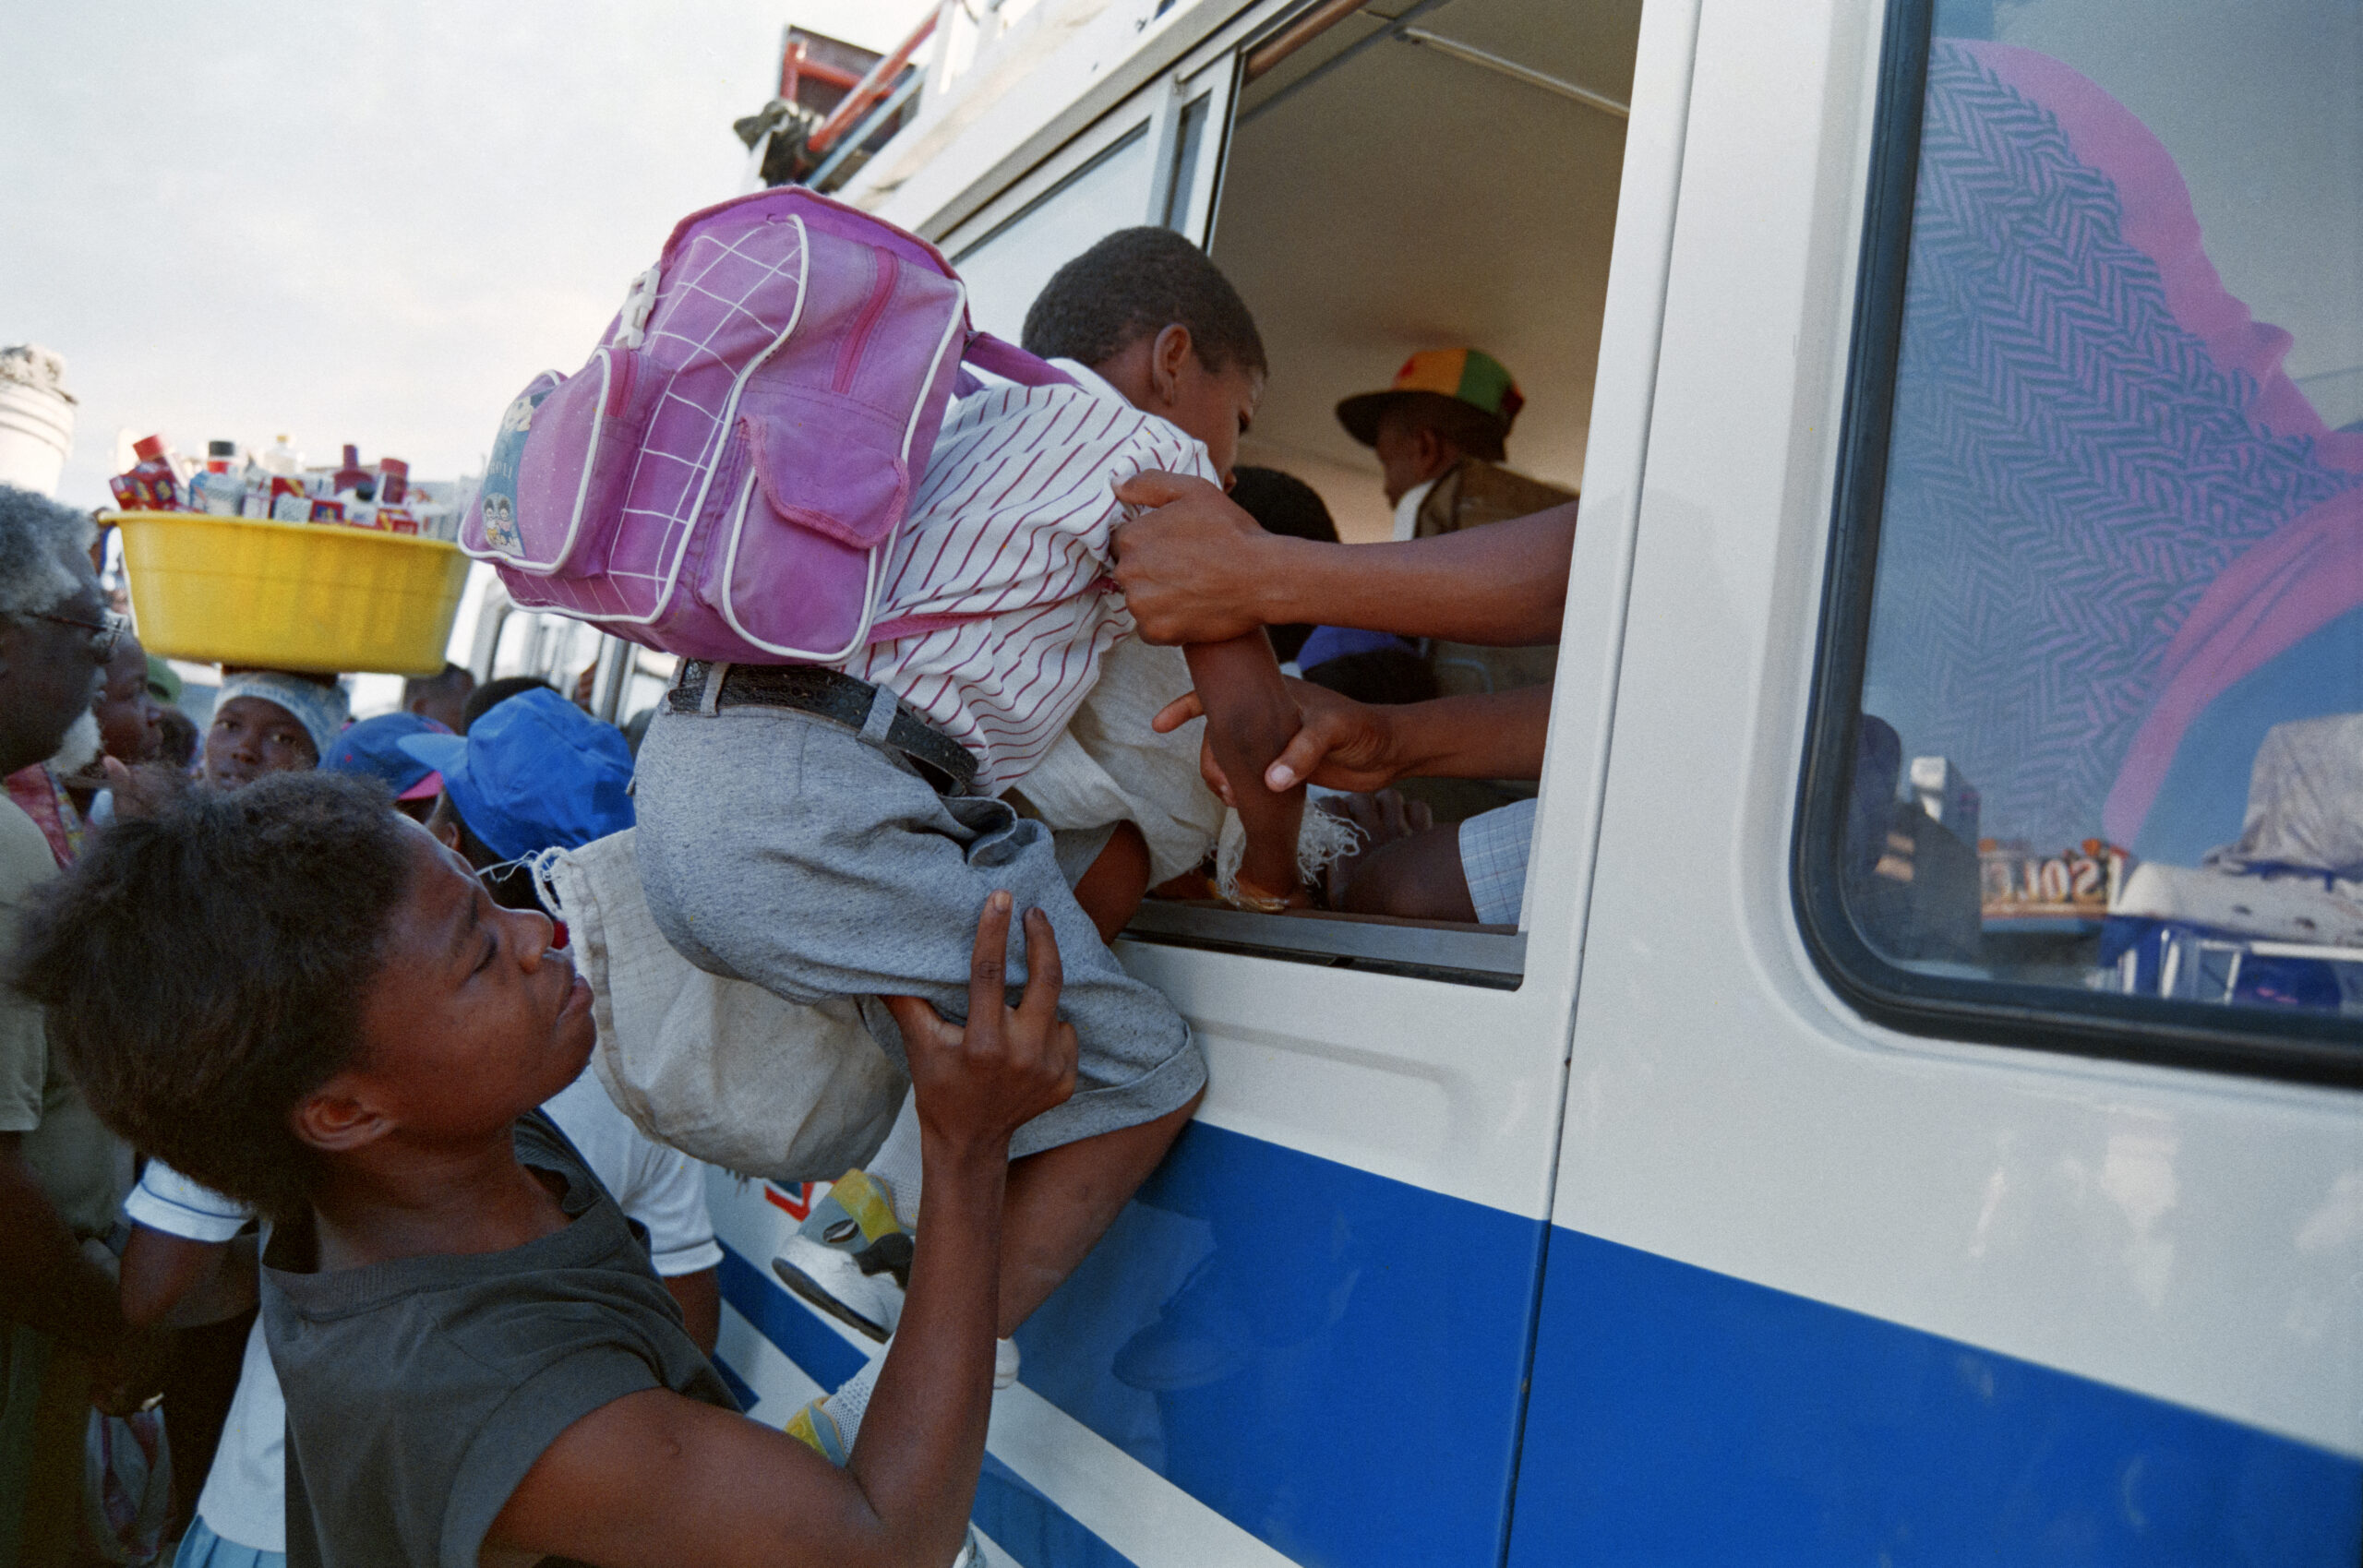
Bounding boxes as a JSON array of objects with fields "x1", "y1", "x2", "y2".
[{"x1": 667, "y1": 660, "x2": 979, "y2": 796}]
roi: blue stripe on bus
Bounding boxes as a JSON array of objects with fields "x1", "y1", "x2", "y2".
[
  {"x1": 717, "y1": 1123, "x2": 1547, "y2": 1567},
  {"x1": 719, "y1": 1239, "x2": 1135, "y2": 1568},
  {"x1": 718, "y1": 1241, "x2": 867, "y2": 1388},
  {"x1": 1012, "y1": 1120, "x2": 1547, "y2": 1568},
  {"x1": 975, "y1": 1454, "x2": 1141, "y2": 1568},
  {"x1": 709, "y1": 1351, "x2": 760, "y2": 1413},
  {"x1": 1506, "y1": 1227, "x2": 2363, "y2": 1567}
]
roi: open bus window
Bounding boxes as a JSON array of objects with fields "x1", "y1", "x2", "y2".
[
  {"x1": 1116, "y1": 0, "x2": 1637, "y2": 982},
  {"x1": 1802, "y1": 0, "x2": 2363, "y2": 1079},
  {"x1": 926, "y1": 0, "x2": 1639, "y2": 983}
]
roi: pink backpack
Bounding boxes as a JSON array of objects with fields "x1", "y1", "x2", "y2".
[{"x1": 462, "y1": 187, "x2": 1067, "y2": 663}]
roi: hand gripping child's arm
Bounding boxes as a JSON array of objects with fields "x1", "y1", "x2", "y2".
[{"x1": 1183, "y1": 630, "x2": 1310, "y2": 910}]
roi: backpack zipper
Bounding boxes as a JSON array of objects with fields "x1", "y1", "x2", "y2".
[{"x1": 834, "y1": 246, "x2": 898, "y2": 395}]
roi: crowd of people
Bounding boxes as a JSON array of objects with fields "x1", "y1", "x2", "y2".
[{"x1": 0, "y1": 225, "x2": 1577, "y2": 1566}]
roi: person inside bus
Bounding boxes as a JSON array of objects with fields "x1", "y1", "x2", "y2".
[
  {"x1": 201, "y1": 668, "x2": 348, "y2": 791},
  {"x1": 1110, "y1": 468, "x2": 1572, "y2": 921},
  {"x1": 1342, "y1": 349, "x2": 1570, "y2": 708},
  {"x1": 1335, "y1": 346, "x2": 1573, "y2": 533},
  {"x1": 0, "y1": 485, "x2": 167, "y2": 1559},
  {"x1": 400, "y1": 660, "x2": 475, "y2": 734},
  {"x1": 16, "y1": 773, "x2": 1071, "y2": 1568}
]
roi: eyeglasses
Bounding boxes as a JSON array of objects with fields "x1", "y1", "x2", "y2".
[{"x1": 20, "y1": 609, "x2": 130, "y2": 662}]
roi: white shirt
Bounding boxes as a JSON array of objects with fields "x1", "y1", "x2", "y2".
[
  {"x1": 834, "y1": 360, "x2": 1222, "y2": 794},
  {"x1": 123, "y1": 1071, "x2": 722, "y2": 1553}
]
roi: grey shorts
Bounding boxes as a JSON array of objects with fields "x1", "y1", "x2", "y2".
[{"x1": 632, "y1": 700, "x2": 1204, "y2": 1160}]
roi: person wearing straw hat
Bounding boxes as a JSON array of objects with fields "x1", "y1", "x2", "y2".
[{"x1": 1334, "y1": 347, "x2": 1575, "y2": 544}]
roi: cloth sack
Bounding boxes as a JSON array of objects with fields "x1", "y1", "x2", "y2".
[{"x1": 538, "y1": 829, "x2": 906, "y2": 1182}]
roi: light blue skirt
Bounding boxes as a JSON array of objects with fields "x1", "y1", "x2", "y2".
[{"x1": 174, "y1": 1517, "x2": 283, "y2": 1568}]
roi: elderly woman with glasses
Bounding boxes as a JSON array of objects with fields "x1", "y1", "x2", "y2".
[{"x1": 0, "y1": 483, "x2": 173, "y2": 1558}]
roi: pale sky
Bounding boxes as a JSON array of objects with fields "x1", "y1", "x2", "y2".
[{"x1": 4, "y1": 1, "x2": 936, "y2": 509}]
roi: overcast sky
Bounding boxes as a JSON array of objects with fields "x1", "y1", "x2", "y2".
[{"x1": 4, "y1": 1, "x2": 935, "y2": 508}]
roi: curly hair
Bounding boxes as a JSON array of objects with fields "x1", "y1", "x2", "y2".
[
  {"x1": 11, "y1": 772, "x2": 414, "y2": 1218},
  {"x1": 1020, "y1": 227, "x2": 1265, "y2": 377},
  {"x1": 0, "y1": 484, "x2": 95, "y2": 617}
]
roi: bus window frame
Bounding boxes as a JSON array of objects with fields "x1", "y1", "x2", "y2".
[
  {"x1": 927, "y1": 18, "x2": 1537, "y2": 990},
  {"x1": 1791, "y1": 0, "x2": 2363, "y2": 1089}
]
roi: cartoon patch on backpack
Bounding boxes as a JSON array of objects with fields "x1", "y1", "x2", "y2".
[{"x1": 475, "y1": 376, "x2": 558, "y2": 557}]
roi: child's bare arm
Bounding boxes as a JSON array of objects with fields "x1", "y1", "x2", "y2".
[{"x1": 1183, "y1": 631, "x2": 1308, "y2": 907}]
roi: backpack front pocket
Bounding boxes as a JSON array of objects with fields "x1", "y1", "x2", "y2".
[{"x1": 496, "y1": 345, "x2": 661, "y2": 577}]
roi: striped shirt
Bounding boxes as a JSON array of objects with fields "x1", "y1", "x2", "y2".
[{"x1": 835, "y1": 360, "x2": 1220, "y2": 794}]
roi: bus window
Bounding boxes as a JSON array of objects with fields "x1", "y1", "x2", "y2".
[
  {"x1": 953, "y1": 124, "x2": 1154, "y2": 341},
  {"x1": 1111, "y1": 0, "x2": 1635, "y2": 982},
  {"x1": 920, "y1": 0, "x2": 1639, "y2": 982},
  {"x1": 1801, "y1": 0, "x2": 2363, "y2": 1079}
]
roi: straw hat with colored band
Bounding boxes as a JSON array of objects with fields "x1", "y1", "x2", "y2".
[{"x1": 1335, "y1": 348, "x2": 1527, "y2": 448}]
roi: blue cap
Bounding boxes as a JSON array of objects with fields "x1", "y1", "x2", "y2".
[
  {"x1": 322, "y1": 712, "x2": 450, "y2": 800},
  {"x1": 399, "y1": 687, "x2": 635, "y2": 860}
]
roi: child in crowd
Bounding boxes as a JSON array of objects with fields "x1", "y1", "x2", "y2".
[
  {"x1": 399, "y1": 684, "x2": 636, "y2": 908},
  {"x1": 631, "y1": 229, "x2": 1311, "y2": 1440},
  {"x1": 320, "y1": 712, "x2": 452, "y2": 823},
  {"x1": 18, "y1": 773, "x2": 1072, "y2": 1567},
  {"x1": 201, "y1": 669, "x2": 346, "y2": 790}
]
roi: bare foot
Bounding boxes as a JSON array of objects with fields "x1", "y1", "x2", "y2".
[{"x1": 1316, "y1": 789, "x2": 1434, "y2": 908}]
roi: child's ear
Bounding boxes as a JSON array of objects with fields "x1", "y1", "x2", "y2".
[
  {"x1": 1150, "y1": 323, "x2": 1194, "y2": 407},
  {"x1": 292, "y1": 1074, "x2": 395, "y2": 1155}
]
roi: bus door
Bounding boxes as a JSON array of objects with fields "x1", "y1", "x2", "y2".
[
  {"x1": 706, "y1": 0, "x2": 1666, "y2": 1562},
  {"x1": 1510, "y1": 0, "x2": 2363, "y2": 1561}
]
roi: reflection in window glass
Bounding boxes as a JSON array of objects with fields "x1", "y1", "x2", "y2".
[
  {"x1": 1841, "y1": 1, "x2": 2363, "y2": 1022},
  {"x1": 952, "y1": 126, "x2": 1152, "y2": 341},
  {"x1": 1161, "y1": 94, "x2": 1210, "y2": 231}
]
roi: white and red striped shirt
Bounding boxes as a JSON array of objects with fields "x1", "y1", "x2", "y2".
[{"x1": 834, "y1": 361, "x2": 1218, "y2": 794}]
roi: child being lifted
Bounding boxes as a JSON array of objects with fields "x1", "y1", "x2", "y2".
[{"x1": 632, "y1": 228, "x2": 1305, "y2": 1438}]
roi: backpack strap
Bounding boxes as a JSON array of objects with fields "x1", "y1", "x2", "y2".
[{"x1": 960, "y1": 331, "x2": 1075, "y2": 389}]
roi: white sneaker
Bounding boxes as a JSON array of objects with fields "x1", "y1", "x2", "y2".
[
  {"x1": 949, "y1": 1525, "x2": 987, "y2": 1567},
  {"x1": 773, "y1": 1231, "x2": 905, "y2": 1342},
  {"x1": 994, "y1": 1335, "x2": 1020, "y2": 1391}
]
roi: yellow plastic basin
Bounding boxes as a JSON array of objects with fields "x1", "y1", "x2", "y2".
[{"x1": 112, "y1": 510, "x2": 472, "y2": 677}]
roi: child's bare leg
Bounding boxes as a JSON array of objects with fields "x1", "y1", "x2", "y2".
[
  {"x1": 1184, "y1": 631, "x2": 1307, "y2": 905},
  {"x1": 994, "y1": 1089, "x2": 1203, "y2": 1336},
  {"x1": 1070, "y1": 820, "x2": 1150, "y2": 944}
]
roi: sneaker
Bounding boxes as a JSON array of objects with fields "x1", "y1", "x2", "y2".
[
  {"x1": 774, "y1": 1232, "x2": 905, "y2": 1342},
  {"x1": 950, "y1": 1525, "x2": 986, "y2": 1567},
  {"x1": 774, "y1": 1167, "x2": 912, "y2": 1340},
  {"x1": 785, "y1": 1395, "x2": 850, "y2": 1465}
]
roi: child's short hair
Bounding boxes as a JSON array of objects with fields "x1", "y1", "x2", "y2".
[
  {"x1": 12, "y1": 772, "x2": 414, "y2": 1218},
  {"x1": 1021, "y1": 227, "x2": 1266, "y2": 377}
]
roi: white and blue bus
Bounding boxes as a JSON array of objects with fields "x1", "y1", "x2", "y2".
[{"x1": 643, "y1": 0, "x2": 2363, "y2": 1561}]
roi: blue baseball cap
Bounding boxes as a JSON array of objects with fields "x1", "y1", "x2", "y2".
[
  {"x1": 399, "y1": 687, "x2": 635, "y2": 860},
  {"x1": 322, "y1": 712, "x2": 450, "y2": 801}
]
